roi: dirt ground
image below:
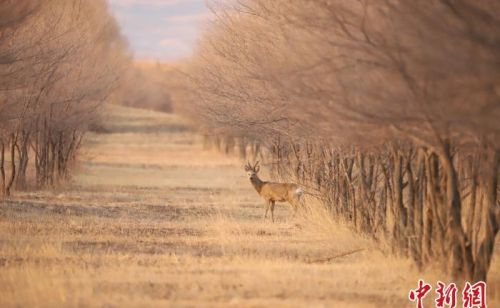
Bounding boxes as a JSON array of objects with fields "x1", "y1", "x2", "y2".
[{"x1": 0, "y1": 105, "x2": 498, "y2": 307}]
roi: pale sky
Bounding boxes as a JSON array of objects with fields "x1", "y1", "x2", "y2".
[{"x1": 107, "y1": 0, "x2": 211, "y2": 61}]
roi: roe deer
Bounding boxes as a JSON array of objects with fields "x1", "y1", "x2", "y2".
[{"x1": 244, "y1": 161, "x2": 304, "y2": 222}]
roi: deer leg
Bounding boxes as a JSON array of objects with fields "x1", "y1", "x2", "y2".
[
  {"x1": 270, "y1": 201, "x2": 276, "y2": 223},
  {"x1": 294, "y1": 195, "x2": 304, "y2": 216},
  {"x1": 292, "y1": 202, "x2": 298, "y2": 218},
  {"x1": 264, "y1": 200, "x2": 270, "y2": 219},
  {"x1": 286, "y1": 198, "x2": 297, "y2": 218}
]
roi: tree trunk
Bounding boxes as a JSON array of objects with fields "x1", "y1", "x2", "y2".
[
  {"x1": 392, "y1": 149, "x2": 407, "y2": 255},
  {"x1": 16, "y1": 131, "x2": 30, "y2": 189},
  {"x1": 0, "y1": 141, "x2": 5, "y2": 197},
  {"x1": 439, "y1": 141, "x2": 473, "y2": 280},
  {"x1": 406, "y1": 155, "x2": 420, "y2": 266},
  {"x1": 5, "y1": 134, "x2": 17, "y2": 197},
  {"x1": 472, "y1": 147, "x2": 499, "y2": 282}
]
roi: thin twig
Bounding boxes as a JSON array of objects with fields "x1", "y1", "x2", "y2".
[{"x1": 305, "y1": 248, "x2": 365, "y2": 264}]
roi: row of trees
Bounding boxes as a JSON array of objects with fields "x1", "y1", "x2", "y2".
[
  {"x1": 178, "y1": 1, "x2": 500, "y2": 282},
  {"x1": 113, "y1": 62, "x2": 173, "y2": 113},
  {"x1": 0, "y1": 0, "x2": 128, "y2": 195}
]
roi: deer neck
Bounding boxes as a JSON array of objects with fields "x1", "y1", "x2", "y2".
[{"x1": 250, "y1": 175, "x2": 265, "y2": 193}]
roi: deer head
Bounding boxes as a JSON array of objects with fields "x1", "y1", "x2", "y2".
[{"x1": 244, "y1": 161, "x2": 260, "y2": 180}]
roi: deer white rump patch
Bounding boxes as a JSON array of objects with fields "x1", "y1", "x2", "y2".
[{"x1": 295, "y1": 187, "x2": 304, "y2": 196}]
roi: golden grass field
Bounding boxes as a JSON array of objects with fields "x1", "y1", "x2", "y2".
[{"x1": 0, "y1": 105, "x2": 498, "y2": 307}]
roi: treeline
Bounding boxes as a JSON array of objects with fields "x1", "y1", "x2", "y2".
[
  {"x1": 0, "y1": 0, "x2": 128, "y2": 195},
  {"x1": 113, "y1": 62, "x2": 173, "y2": 113},
  {"x1": 179, "y1": 1, "x2": 500, "y2": 282}
]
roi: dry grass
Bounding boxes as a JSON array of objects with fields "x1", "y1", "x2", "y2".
[{"x1": 0, "y1": 105, "x2": 498, "y2": 307}]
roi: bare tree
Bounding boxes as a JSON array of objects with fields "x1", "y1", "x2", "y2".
[{"x1": 0, "y1": 0, "x2": 129, "y2": 195}]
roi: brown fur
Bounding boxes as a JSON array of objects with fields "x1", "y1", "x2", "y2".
[{"x1": 245, "y1": 161, "x2": 303, "y2": 222}]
